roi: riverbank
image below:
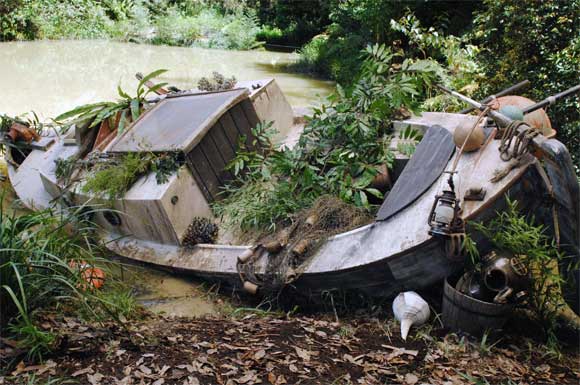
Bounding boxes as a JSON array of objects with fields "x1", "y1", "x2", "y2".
[
  {"x1": 0, "y1": 1, "x2": 262, "y2": 50},
  {"x1": 2, "y1": 309, "x2": 578, "y2": 385}
]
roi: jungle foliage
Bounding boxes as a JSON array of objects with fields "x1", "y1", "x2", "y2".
[
  {"x1": 0, "y1": 0, "x2": 263, "y2": 50},
  {"x1": 54, "y1": 69, "x2": 168, "y2": 134},
  {"x1": 291, "y1": 0, "x2": 479, "y2": 84},
  {"x1": 472, "y1": 0, "x2": 580, "y2": 172},
  {"x1": 81, "y1": 152, "x2": 183, "y2": 199},
  {"x1": 214, "y1": 44, "x2": 441, "y2": 231}
]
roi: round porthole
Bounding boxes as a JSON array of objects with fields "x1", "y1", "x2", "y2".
[
  {"x1": 171, "y1": 195, "x2": 179, "y2": 205},
  {"x1": 103, "y1": 211, "x2": 122, "y2": 227}
]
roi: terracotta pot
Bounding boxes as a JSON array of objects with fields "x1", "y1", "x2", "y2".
[
  {"x1": 8, "y1": 122, "x2": 39, "y2": 143},
  {"x1": 496, "y1": 95, "x2": 556, "y2": 138}
]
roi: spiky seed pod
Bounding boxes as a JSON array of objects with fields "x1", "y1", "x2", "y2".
[
  {"x1": 182, "y1": 217, "x2": 218, "y2": 248},
  {"x1": 212, "y1": 71, "x2": 225, "y2": 86},
  {"x1": 198, "y1": 77, "x2": 212, "y2": 91}
]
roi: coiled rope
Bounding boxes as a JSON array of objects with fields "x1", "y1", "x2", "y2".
[{"x1": 498, "y1": 120, "x2": 541, "y2": 161}]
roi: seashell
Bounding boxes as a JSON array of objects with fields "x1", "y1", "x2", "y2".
[{"x1": 392, "y1": 291, "x2": 430, "y2": 341}]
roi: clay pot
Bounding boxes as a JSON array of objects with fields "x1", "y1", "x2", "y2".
[
  {"x1": 7, "y1": 122, "x2": 39, "y2": 143},
  {"x1": 291, "y1": 239, "x2": 310, "y2": 256},
  {"x1": 68, "y1": 260, "x2": 106, "y2": 290},
  {"x1": 263, "y1": 240, "x2": 283, "y2": 253},
  {"x1": 496, "y1": 95, "x2": 555, "y2": 138}
]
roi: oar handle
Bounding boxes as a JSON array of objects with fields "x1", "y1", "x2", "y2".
[
  {"x1": 459, "y1": 80, "x2": 530, "y2": 114},
  {"x1": 522, "y1": 84, "x2": 580, "y2": 114}
]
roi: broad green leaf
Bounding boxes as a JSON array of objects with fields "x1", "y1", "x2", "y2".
[
  {"x1": 130, "y1": 99, "x2": 140, "y2": 122},
  {"x1": 117, "y1": 84, "x2": 131, "y2": 99},
  {"x1": 137, "y1": 69, "x2": 168, "y2": 97},
  {"x1": 54, "y1": 102, "x2": 111, "y2": 122}
]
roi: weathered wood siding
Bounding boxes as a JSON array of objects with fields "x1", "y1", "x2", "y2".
[{"x1": 185, "y1": 99, "x2": 260, "y2": 202}]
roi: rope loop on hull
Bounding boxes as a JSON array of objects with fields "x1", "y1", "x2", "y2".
[{"x1": 499, "y1": 120, "x2": 541, "y2": 161}]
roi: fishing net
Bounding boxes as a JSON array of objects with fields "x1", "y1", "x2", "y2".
[{"x1": 237, "y1": 195, "x2": 373, "y2": 294}]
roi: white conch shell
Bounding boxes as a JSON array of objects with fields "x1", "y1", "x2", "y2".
[{"x1": 392, "y1": 291, "x2": 430, "y2": 341}]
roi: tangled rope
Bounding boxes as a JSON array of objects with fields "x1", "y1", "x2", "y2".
[
  {"x1": 236, "y1": 196, "x2": 372, "y2": 295},
  {"x1": 498, "y1": 120, "x2": 541, "y2": 161}
]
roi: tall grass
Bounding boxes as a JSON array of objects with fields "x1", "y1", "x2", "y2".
[{"x1": 0, "y1": 194, "x2": 135, "y2": 363}]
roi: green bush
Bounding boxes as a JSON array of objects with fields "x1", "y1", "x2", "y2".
[
  {"x1": 28, "y1": 0, "x2": 111, "y2": 40},
  {"x1": 214, "y1": 44, "x2": 442, "y2": 231},
  {"x1": 152, "y1": 6, "x2": 199, "y2": 46},
  {"x1": 248, "y1": 0, "x2": 330, "y2": 46},
  {"x1": 0, "y1": 0, "x2": 262, "y2": 50},
  {"x1": 472, "y1": 0, "x2": 580, "y2": 172},
  {"x1": 219, "y1": 10, "x2": 261, "y2": 50},
  {"x1": 106, "y1": 0, "x2": 152, "y2": 43},
  {"x1": 294, "y1": 32, "x2": 365, "y2": 84},
  {"x1": 0, "y1": 0, "x2": 38, "y2": 41},
  {"x1": 292, "y1": 0, "x2": 479, "y2": 83},
  {"x1": 255, "y1": 25, "x2": 283, "y2": 44},
  {"x1": 191, "y1": 8, "x2": 261, "y2": 50}
]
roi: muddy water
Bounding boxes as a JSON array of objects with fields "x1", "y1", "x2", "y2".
[
  {"x1": 116, "y1": 264, "x2": 221, "y2": 317},
  {"x1": 0, "y1": 40, "x2": 333, "y2": 120}
]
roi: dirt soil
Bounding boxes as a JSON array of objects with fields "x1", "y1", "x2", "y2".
[{"x1": 1, "y1": 312, "x2": 578, "y2": 385}]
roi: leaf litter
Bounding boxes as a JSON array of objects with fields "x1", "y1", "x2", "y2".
[{"x1": 0, "y1": 312, "x2": 578, "y2": 384}]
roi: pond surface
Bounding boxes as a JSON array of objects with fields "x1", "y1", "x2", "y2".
[{"x1": 0, "y1": 40, "x2": 333, "y2": 119}]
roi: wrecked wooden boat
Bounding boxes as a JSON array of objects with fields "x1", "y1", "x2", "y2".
[{"x1": 5, "y1": 79, "x2": 579, "y2": 301}]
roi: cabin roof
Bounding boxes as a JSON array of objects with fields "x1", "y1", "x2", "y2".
[{"x1": 108, "y1": 88, "x2": 249, "y2": 153}]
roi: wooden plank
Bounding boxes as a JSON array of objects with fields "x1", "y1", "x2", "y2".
[
  {"x1": 199, "y1": 132, "x2": 233, "y2": 185},
  {"x1": 240, "y1": 98, "x2": 260, "y2": 128},
  {"x1": 185, "y1": 151, "x2": 216, "y2": 201},
  {"x1": 376, "y1": 125, "x2": 455, "y2": 221},
  {"x1": 211, "y1": 121, "x2": 237, "y2": 163},
  {"x1": 207, "y1": 127, "x2": 235, "y2": 182},
  {"x1": 230, "y1": 103, "x2": 256, "y2": 150},
  {"x1": 220, "y1": 111, "x2": 244, "y2": 151}
]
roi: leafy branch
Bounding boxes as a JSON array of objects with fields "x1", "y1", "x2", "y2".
[
  {"x1": 54, "y1": 69, "x2": 168, "y2": 133},
  {"x1": 214, "y1": 43, "x2": 441, "y2": 231}
]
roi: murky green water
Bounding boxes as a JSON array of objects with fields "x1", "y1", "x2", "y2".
[
  {"x1": 115, "y1": 263, "x2": 222, "y2": 317},
  {"x1": 0, "y1": 40, "x2": 333, "y2": 120}
]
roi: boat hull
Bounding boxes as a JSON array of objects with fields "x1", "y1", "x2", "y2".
[
  {"x1": 104, "y1": 160, "x2": 551, "y2": 300},
  {"x1": 7, "y1": 107, "x2": 579, "y2": 302}
]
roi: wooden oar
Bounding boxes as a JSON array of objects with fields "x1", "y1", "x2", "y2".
[
  {"x1": 135, "y1": 72, "x2": 169, "y2": 95},
  {"x1": 459, "y1": 80, "x2": 530, "y2": 114}
]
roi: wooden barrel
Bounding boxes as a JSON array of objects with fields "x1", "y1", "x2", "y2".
[{"x1": 442, "y1": 275, "x2": 513, "y2": 336}]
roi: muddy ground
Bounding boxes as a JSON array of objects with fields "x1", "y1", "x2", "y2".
[{"x1": 1, "y1": 308, "x2": 579, "y2": 385}]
